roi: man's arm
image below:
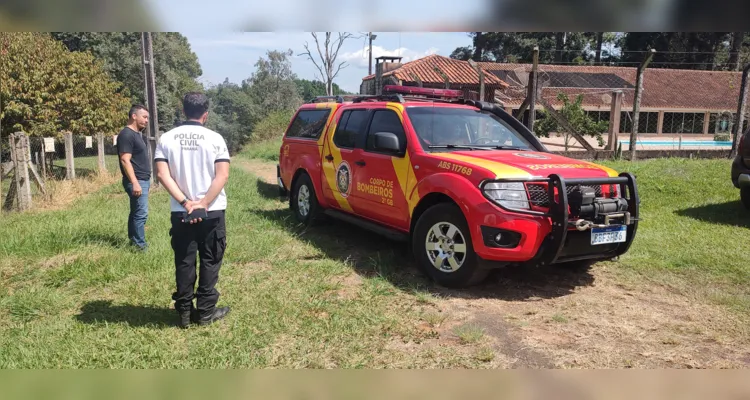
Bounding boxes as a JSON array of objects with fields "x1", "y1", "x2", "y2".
[
  {"x1": 197, "y1": 161, "x2": 229, "y2": 209},
  {"x1": 155, "y1": 161, "x2": 189, "y2": 206},
  {"x1": 118, "y1": 134, "x2": 141, "y2": 196}
]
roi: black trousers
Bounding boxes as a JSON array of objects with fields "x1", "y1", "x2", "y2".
[{"x1": 170, "y1": 210, "x2": 227, "y2": 317}]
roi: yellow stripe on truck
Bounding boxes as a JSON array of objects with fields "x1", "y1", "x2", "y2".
[
  {"x1": 581, "y1": 161, "x2": 619, "y2": 177},
  {"x1": 392, "y1": 151, "x2": 420, "y2": 217},
  {"x1": 320, "y1": 119, "x2": 353, "y2": 213},
  {"x1": 438, "y1": 153, "x2": 533, "y2": 179}
]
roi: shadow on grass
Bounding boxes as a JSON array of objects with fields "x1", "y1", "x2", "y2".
[
  {"x1": 75, "y1": 300, "x2": 176, "y2": 328},
  {"x1": 675, "y1": 201, "x2": 750, "y2": 228},
  {"x1": 72, "y1": 232, "x2": 130, "y2": 249},
  {"x1": 256, "y1": 179, "x2": 282, "y2": 201},
  {"x1": 250, "y1": 207, "x2": 595, "y2": 301}
]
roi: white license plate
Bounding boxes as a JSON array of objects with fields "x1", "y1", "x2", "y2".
[{"x1": 591, "y1": 225, "x2": 627, "y2": 245}]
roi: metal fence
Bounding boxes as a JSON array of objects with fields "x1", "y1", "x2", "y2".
[{"x1": 495, "y1": 56, "x2": 750, "y2": 156}]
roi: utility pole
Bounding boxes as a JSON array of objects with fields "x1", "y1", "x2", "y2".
[
  {"x1": 368, "y1": 32, "x2": 377, "y2": 76},
  {"x1": 629, "y1": 48, "x2": 656, "y2": 161},
  {"x1": 141, "y1": 32, "x2": 160, "y2": 186},
  {"x1": 527, "y1": 46, "x2": 539, "y2": 132}
]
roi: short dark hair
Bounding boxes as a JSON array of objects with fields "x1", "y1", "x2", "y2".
[
  {"x1": 183, "y1": 92, "x2": 210, "y2": 120},
  {"x1": 129, "y1": 104, "x2": 148, "y2": 119}
]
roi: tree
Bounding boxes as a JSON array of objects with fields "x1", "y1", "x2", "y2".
[
  {"x1": 295, "y1": 78, "x2": 353, "y2": 100},
  {"x1": 242, "y1": 49, "x2": 303, "y2": 121},
  {"x1": 300, "y1": 32, "x2": 359, "y2": 96},
  {"x1": 450, "y1": 32, "x2": 612, "y2": 65},
  {"x1": 51, "y1": 32, "x2": 203, "y2": 130},
  {"x1": 205, "y1": 79, "x2": 257, "y2": 154},
  {"x1": 533, "y1": 93, "x2": 609, "y2": 151},
  {"x1": 0, "y1": 32, "x2": 130, "y2": 138}
]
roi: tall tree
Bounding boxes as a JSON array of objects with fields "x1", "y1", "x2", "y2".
[
  {"x1": 242, "y1": 49, "x2": 303, "y2": 120},
  {"x1": 51, "y1": 32, "x2": 203, "y2": 130},
  {"x1": 729, "y1": 32, "x2": 745, "y2": 71},
  {"x1": 0, "y1": 32, "x2": 130, "y2": 141},
  {"x1": 595, "y1": 32, "x2": 604, "y2": 64},
  {"x1": 300, "y1": 32, "x2": 358, "y2": 96}
]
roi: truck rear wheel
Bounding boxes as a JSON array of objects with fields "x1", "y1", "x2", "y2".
[
  {"x1": 291, "y1": 173, "x2": 321, "y2": 225},
  {"x1": 412, "y1": 203, "x2": 489, "y2": 288},
  {"x1": 741, "y1": 187, "x2": 750, "y2": 210}
]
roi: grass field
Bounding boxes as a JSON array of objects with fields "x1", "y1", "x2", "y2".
[{"x1": 1, "y1": 155, "x2": 749, "y2": 368}]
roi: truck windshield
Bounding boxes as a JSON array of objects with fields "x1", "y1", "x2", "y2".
[{"x1": 405, "y1": 106, "x2": 535, "y2": 152}]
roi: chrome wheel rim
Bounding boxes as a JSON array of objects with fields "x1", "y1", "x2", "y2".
[
  {"x1": 425, "y1": 222, "x2": 467, "y2": 273},
  {"x1": 297, "y1": 185, "x2": 311, "y2": 217}
]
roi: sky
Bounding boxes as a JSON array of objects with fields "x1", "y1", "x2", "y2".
[{"x1": 142, "y1": 0, "x2": 480, "y2": 93}]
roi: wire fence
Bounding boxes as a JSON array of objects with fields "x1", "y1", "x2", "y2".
[
  {"x1": 1, "y1": 131, "x2": 123, "y2": 212},
  {"x1": 492, "y1": 59, "x2": 750, "y2": 152}
]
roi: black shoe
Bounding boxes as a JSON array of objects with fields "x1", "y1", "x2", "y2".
[
  {"x1": 178, "y1": 307, "x2": 200, "y2": 328},
  {"x1": 198, "y1": 306, "x2": 231, "y2": 326},
  {"x1": 178, "y1": 310, "x2": 192, "y2": 329}
]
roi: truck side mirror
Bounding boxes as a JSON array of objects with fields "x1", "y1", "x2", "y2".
[{"x1": 373, "y1": 132, "x2": 401, "y2": 153}]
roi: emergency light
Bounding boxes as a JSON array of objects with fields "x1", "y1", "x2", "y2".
[{"x1": 382, "y1": 85, "x2": 463, "y2": 99}]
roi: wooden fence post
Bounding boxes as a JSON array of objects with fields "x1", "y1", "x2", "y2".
[
  {"x1": 13, "y1": 133, "x2": 32, "y2": 211},
  {"x1": 97, "y1": 132, "x2": 106, "y2": 173},
  {"x1": 64, "y1": 131, "x2": 75, "y2": 180},
  {"x1": 629, "y1": 49, "x2": 656, "y2": 161},
  {"x1": 607, "y1": 90, "x2": 623, "y2": 150}
]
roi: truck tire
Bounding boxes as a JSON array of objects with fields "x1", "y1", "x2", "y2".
[
  {"x1": 412, "y1": 203, "x2": 489, "y2": 288},
  {"x1": 741, "y1": 187, "x2": 750, "y2": 210},
  {"x1": 291, "y1": 173, "x2": 321, "y2": 225}
]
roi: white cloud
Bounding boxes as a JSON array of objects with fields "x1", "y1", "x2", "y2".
[{"x1": 339, "y1": 45, "x2": 440, "y2": 69}]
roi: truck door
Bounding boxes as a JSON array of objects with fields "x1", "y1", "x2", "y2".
[
  {"x1": 350, "y1": 107, "x2": 411, "y2": 231},
  {"x1": 320, "y1": 108, "x2": 370, "y2": 214}
]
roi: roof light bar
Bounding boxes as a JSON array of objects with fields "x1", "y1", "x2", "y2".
[{"x1": 382, "y1": 85, "x2": 462, "y2": 98}]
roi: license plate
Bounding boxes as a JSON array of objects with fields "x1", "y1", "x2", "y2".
[{"x1": 591, "y1": 225, "x2": 627, "y2": 245}]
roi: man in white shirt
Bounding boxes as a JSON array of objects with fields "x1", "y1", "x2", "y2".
[{"x1": 154, "y1": 92, "x2": 231, "y2": 328}]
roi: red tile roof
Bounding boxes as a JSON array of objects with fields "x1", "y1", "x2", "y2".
[
  {"x1": 362, "y1": 54, "x2": 508, "y2": 88},
  {"x1": 478, "y1": 62, "x2": 744, "y2": 112},
  {"x1": 360, "y1": 55, "x2": 744, "y2": 112}
]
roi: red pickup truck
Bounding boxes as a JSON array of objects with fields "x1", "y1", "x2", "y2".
[{"x1": 277, "y1": 86, "x2": 640, "y2": 288}]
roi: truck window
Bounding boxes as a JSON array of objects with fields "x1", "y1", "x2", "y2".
[
  {"x1": 365, "y1": 109, "x2": 406, "y2": 153},
  {"x1": 333, "y1": 109, "x2": 368, "y2": 149},
  {"x1": 285, "y1": 109, "x2": 331, "y2": 139},
  {"x1": 406, "y1": 107, "x2": 534, "y2": 151}
]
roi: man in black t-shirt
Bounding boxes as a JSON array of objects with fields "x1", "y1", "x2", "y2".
[{"x1": 117, "y1": 105, "x2": 151, "y2": 251}]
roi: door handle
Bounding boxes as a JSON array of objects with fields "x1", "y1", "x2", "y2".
[
  {"x1": 355, "y1": 160, "x2": 366, "y2": 166},
  {"x1": 325, "y1": 154, "x2": 333, "y2": 162}
]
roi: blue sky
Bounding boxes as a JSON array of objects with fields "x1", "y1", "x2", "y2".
[{"x1": 142, "y1": 0, "x2": 483, "y2": 93}]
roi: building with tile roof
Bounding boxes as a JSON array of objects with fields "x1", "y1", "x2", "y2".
[{"x1": 360, "y1": 54, "x2": 748, "y2": 136}]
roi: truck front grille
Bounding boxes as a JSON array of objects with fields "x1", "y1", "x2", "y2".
[{"x1": 525, "y1": 183, "x2": 607, "y2": 208}]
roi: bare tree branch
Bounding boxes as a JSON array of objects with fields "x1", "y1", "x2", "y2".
[{"x1": 299, "y1": 32, "x2": 358, "y2": 95}]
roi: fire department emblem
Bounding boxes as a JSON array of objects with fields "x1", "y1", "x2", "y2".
[{"x1": 336, "y1": 161, "x2": 351, "y2": 198}]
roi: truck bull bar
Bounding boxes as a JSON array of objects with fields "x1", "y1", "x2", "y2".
[{"x1": 482, "y1": 172, "x2": 640, "y2": 267}]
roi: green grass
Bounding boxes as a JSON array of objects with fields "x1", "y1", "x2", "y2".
[
  {"x1": 1, "y1": 156, "x2": 749, "y2": 367},
  {"x1": 0, "y1": 162, "x2": 479, "y2": 368},
  {"x1": 600, "y1": 158, "x2": 750, "y2": 311},
  {"x1": 239, "y1": 139, "x2": 282, "y2": 163}
]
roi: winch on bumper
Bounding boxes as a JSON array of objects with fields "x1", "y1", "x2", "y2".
[{"x1": 480, "y1": 172, "x2": 640, "y2": 267}]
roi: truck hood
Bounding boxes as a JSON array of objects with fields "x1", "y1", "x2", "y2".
[{"x1": 433, "y1": 150, "x2": 618, "y2": 179}]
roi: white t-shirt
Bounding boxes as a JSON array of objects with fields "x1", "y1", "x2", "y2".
[{"x1": 154, "y1": 121, "x2": 230, "y2": 212}]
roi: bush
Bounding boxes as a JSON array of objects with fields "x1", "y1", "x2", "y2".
[
  {"x1": 714, "y1": 133, "x2": 731, "y2": 142},
  {"x1": 252, "y1": 110, "x2": 294, "y2": 143}
]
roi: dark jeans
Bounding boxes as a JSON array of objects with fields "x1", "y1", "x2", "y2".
[
  {"x1": 170, "y1": 210, "x2": 227, "y2": 318},
  {"x1": 123, "y1": 179, "x2": 150, "y2": 250}
]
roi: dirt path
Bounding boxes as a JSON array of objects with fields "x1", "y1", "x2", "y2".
[
  {"x1": 237, "y1": 158, "x2": 750, "y2": 368},
  {"x1": 237, "y1": 158, "x2": 277, "y2": 184}
]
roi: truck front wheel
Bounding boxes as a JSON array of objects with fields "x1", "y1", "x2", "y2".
[{"x1": 412, "y1": 203, "x2": 489, "y2": 288}]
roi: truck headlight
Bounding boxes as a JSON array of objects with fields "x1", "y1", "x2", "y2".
[{"x1": 482, "y1": 182, "x2": 530, "y2": 210}]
